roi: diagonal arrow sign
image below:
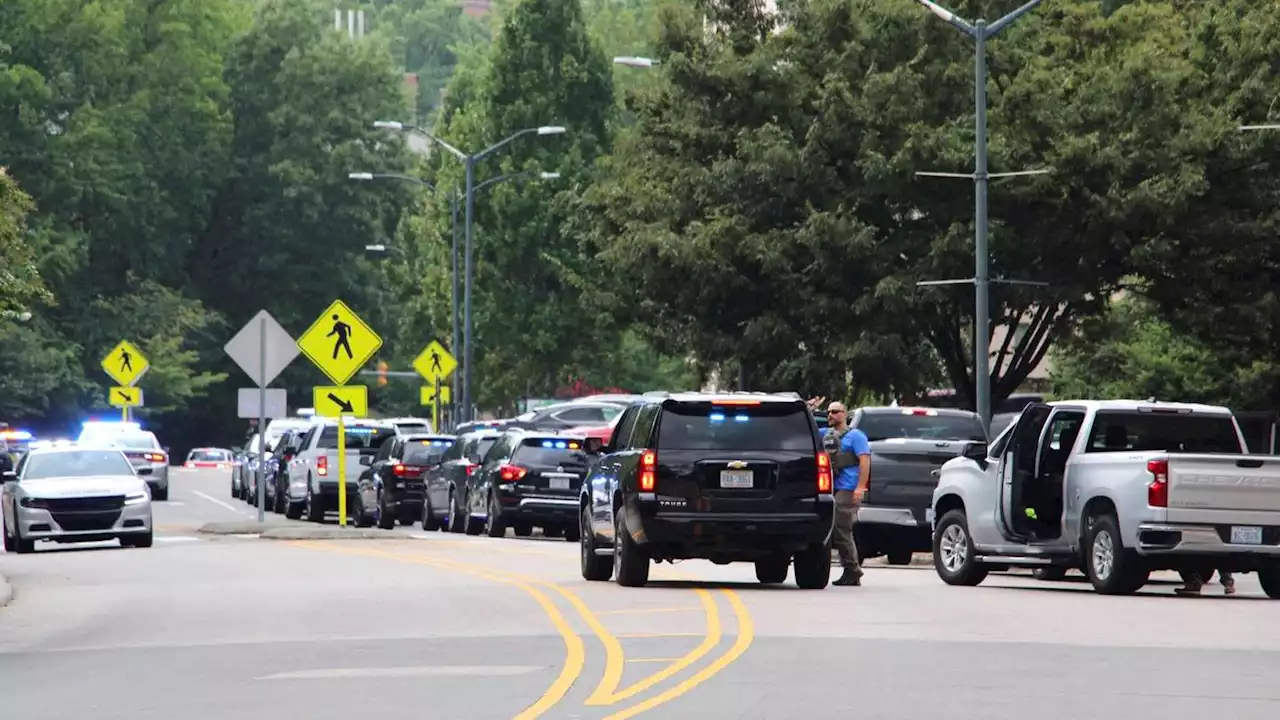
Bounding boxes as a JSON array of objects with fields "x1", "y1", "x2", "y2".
[
  {"x1": 117, "y1": 390, "x2": 133, "y2": 402},
  {"x1": 327, "y1": 392, "x2": 354, "y2": 413}
]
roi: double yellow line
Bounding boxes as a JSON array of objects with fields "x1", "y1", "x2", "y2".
[{"x1": 292, "y1": 541, "x2": 754, "y2": 719}]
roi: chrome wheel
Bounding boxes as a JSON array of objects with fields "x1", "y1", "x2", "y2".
[
  {"x1": 939, "y1": 523, "x2": 968, "y2": 573},
  {"x1": 1092, "y1": 528, "x2": 1115, "y2": 581}
]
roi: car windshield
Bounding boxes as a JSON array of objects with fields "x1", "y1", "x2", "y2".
[
  {"x1": 658, "y1": 402, "x2": 815, "y2": 451},
  {"x1": 188, "y1": 449, "x2": 229, "y2": 461},
  {"x1": 404, "y1": 439, "x2": 453, "y2": 465},
  {"x1": 109, "y1": 433, "x2": 160, "y2": 450},
  {"x1": 23, "y1": 451, "x2": 135, "y2": 479},
  {"x1": 857, "y1": 412, "x2": 987, "y2": 442},
  {"x1": 316, "y1": 425, "x2": 396, "y2": 452},
  {"x1": 513, "y1": 438, "x2": 590, "y2": 469},
  {"x1": 464, "y1": 436, "x2": 498, "y2": 461}
]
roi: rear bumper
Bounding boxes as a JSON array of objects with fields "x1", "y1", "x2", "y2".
[
  {"x1": 1137, "y1": 523, "x2": 1280, "y2": 556},
  {"x1": 495, "y1": 493, "x2": 578, "y2": 525},
  {"x1": 629, "y1": 493, "x2": 834, "y2": 558}
]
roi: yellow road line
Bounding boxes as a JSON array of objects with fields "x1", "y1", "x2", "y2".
[
  {"x1": 596, "y1": 606, "x2": 701, "y2": 616},
  {"x1": 289, "y1": 542, "x2": 584, "y2": 720},
  {"x1": 602, "y1": 590, "x2": 754, "y2": 720},
  {"x1": 587, "y1": 589, "x2": 719, "y2": 706}
]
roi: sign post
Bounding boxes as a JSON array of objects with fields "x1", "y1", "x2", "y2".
[
  {"x1": 224, "y1": 310, "x2": 299, "y2": 522},
  {"x1": 297, "y1": 300, "x2": 382, "y2": 527},
  {"x1": 413, "y1": 339, "x2": 457, "y2": 431}
]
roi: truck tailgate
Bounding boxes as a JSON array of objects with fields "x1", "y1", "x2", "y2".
[{"x1": 1167, "y1": 455, "x2": 1280, "y2": 519}]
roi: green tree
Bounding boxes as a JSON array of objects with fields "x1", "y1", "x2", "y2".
[
  {"x1": 0, "y1": 168, "x2": 50, "y2": 315},
  {"x1": 1049, "y1": 294, "x2": 1279, "y2": 408}
]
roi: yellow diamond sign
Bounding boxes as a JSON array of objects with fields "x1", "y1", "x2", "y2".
[
  {"x1": 101, "y1": 340, "x2": 150, "y2": 387},
  {"x1": 296, "y1": 300, "x2": 382, "y2": 386},
  {"x1": 412, "y1": 340, "x2": 457, "y2": 382}
]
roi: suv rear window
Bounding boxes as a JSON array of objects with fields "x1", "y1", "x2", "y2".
[
  {"x1": 657, "y1": 402, "x2": 815, "y2": 452},
  {"x1": 857, "y1": 411, "x2": 986, "y2": 442},
  {"x1": 1085, "y1": 411, "x2": 1242, "y2": 454},
  {"x1": 404, "y1": 439, "x2": 453, "y2": 464},
  {"x1": 463, "y1": 435, "x2": 498, "y2": 461},
  {"x1": 513, "y1": 437, "x2": 590, "y2": 468},
  {"x1": 317, "y1": 425, "x2": 396, "y2": 452}
]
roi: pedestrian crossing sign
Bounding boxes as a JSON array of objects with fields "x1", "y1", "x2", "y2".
[
  {"x1": 101, "y1": 340, "x2": 150, "y2": 387},
  {"x1": 296, "y1": 300, "x2": 382, "y2": 386},
  {"x1": 412, "y1": 340, "x2": 456, "y2": 382}
]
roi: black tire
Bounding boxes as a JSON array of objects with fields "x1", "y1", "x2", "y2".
[
  {"x1": 304, "y1": 485, "x2": 324, "y2": 523},
  {"x1": 793, "y1": 543, "x2": 830, "y2": 589},
  {"x1": 932, "y1": 509, "x2": 989, "y2": 586},
  {"x1": 543, "y1": 526, "x2": 564, "y2": 538},
  {"x1": 486, "y1": 494, "x2": 506, "y2": 538},
  {"x1": 1258, "y1": 566, "x2": 1280, "y2": 599},
  {"x1": 273, "y1": 488, "x2": 286, "y2": 514},
  {"x1": 152, "y1": 485, "x2": 169, "y2": 502},
  {"x1": 1084, "y1": 513, "x2": 1148, "y2": 595},
  {"x1": 513, "y1": 523, "x2": 533, "y2": 537},
  {"x1": 376, "y1": 491, "x2": 396, "y2": 530},
  {"x1": 11, "y1": 507, "x2": 35, "y2": 554},
  {"x1": 285, "y1": 496, "x2": 304, "y2": 520},
  {"x1": 422, "y1": 498, "x2": 441, "y2": 531},
  {"x1": 2, "y1": 512, "x2": 14, "y2": 552},
  {"x1": 563, "y1": 524, "x2": 580, "y2": 542},
  {"x1": 613, "y1": 511, "x2": 649, "y2": 587},
  {"x1": 447, "y1": 490, "x2": 465, "y2": 534},
  {"x1": 580, "y1": 506, "x2": 612, "y2": 581},
  {"x1": 755, "y1": 557, "x2": 790, "y2": 584},
  {"x1": 463, "y1": 494, "x2": 483, "y2": 536},
  {"x1": 1033, "y1": 566, "x2": 1069, "y2": 581},
  {"x1": 886, "y1": 548, "x2": 913, "y2": 566}
]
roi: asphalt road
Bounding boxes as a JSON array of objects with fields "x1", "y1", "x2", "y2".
[{"x1": 4, "y1": 468, "x2": 1280, "y2": 719}]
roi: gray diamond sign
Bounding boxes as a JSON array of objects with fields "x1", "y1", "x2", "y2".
[{"x1": 224, "y1": 310, "x2": 299, "y2": 387}]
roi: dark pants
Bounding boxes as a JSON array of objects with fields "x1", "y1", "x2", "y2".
[{"x1": 833, "y1": 490, "x2": 862, "y2": 573}]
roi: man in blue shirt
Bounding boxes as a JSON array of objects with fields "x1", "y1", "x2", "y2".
[{"x1": 811, "y1": 397, "x2": 872, "y2": 586}]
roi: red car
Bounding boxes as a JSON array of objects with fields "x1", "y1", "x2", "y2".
[
  {"x1": 184, "y1": 447, "x2": 233, "y2": 469},
  {"x1": 574, "y1": 411, "x2": 626, "y2": 446}
]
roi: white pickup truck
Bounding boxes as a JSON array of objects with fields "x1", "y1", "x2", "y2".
[
  {"x1": 282, "y1": 419, "x2": 397, "y2": 522},
  {"x1": 929, "y1": 399, "x2": 1280, "y2": 596}
]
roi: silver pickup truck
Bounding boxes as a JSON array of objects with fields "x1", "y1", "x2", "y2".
[
  {"x1": 282, "y1": 419, "x2": 397, "y2": 522},
  {"x1": 930, "y1": 399, "x2": 1280, "y2": 596}
]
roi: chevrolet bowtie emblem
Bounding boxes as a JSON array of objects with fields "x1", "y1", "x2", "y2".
[{"x1": 727, "y1": 460, "x2": 748, "y2": 469}]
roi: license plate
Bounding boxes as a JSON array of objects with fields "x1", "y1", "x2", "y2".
[
  {"x1": 720, "y1": 470, "x2": 753, "y2": 489},
  {"x1": 1230, "y1": 525, "x2": 1263, "y2": 545},
  {"x1": 549, "y1": 477, "x2": 571, "y2": 490}
]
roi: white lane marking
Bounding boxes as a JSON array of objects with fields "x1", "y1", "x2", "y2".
[
  {"x1": 191, "y1": 490, "x2": 252, "y2": 516},
  {"x1": 256, "y1": 666, "x2": 545, "y2": 680}
]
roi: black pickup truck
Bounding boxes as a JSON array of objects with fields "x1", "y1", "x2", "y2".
[{"x1": 847, "y1": 406, "x2": 986, "y2": 565}]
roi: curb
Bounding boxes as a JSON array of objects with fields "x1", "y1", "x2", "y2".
[
  {"x1": 0, "y1": 572, "x2": 12, "y2": 608},
  {"x1": 259, "y1": 526, "x2": 390, "y2": 540},
  {"x1": 197, "y1": 521, "x2": 287, "y2": 535}
]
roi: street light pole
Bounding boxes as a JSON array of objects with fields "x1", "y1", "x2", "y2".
[
  {"x1": 373, "y1": 121, "x2": 568, "y2": 423},
  {"x1": 911, "y1": 0, "x2": 1050, "y2": 437}
]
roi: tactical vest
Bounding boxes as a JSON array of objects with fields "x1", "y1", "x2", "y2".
[{"x1": 823, "y1": 426, "x2": 859, "y2": 470}]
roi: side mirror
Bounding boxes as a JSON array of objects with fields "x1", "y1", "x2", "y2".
[
  {"x1": 584, "y1": 437, "x2": 605, "y2": 455},
  {"x1": 137, "y1": 466, "x2": 155, "y2": 476},
  {"x1": 1, "y1": 470, "x2": 15, "y2": 483},
  {"x1": 960, "y1": 442, "x2": 988, "y2": 468},
  {"x1": 359, "y1": 456, "x2": 373, "y2": 466}
]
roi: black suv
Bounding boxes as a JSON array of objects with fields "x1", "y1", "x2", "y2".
[
  {"x1": 463, "y1": 429, "x2": 593, "y2": 539},
  {"x1": 578, "y1": 392, "x2": 835, "y2": 589}
]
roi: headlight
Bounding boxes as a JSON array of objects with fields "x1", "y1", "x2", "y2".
[
  {"x1": 125, "y1": 492, "x2": 149, "y2": 505},
  {"x1": 19, "y1": 497, "x2": 49, "y2": 509}
]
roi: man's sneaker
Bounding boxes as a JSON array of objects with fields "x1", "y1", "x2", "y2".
[
  {"x1": 1174, "y1": 585, "x2": 1202, "y2": 596},
  {"x1": 833, "y1": 570, "x2": 862, "y2": 586}
]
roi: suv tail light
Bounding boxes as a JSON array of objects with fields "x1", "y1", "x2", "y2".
[
  {"x1": 817, "y1": 452, "x2": 832, "y2": 493},
  {"x1": 499, "y1": 464, "x2": 527, "y2": 482},
  {"x1": 465, "y1": 463, "x2": 477, "y2": 476},
  {"x1": 317, "y1": 456, "x2": 328, "y2": 477},
  {"x1": 1147, "y1": 458, "x2": 1168, "y2": 507},
  {"x1": 640, "y1": 449, "x2": 657, "y2": 491},
  {"x1": 393, "y1": 464, "x2": 424, "y2": 477}
]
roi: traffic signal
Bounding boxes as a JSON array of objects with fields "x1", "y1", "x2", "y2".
[{"x1": 377, "y1": 359, "x2": 389, "y2": 386}]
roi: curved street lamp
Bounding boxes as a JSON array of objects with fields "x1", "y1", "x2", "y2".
[{"x1": 373, "y1": 121, "x2": 569, "y2": 422}]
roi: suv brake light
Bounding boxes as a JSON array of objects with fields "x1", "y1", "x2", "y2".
[
  {"x1": 817, "y1": 452, "x2": 832, "y2": 493},
  {"x1": 393, "y1": 464, "x2": 424, "y2": 477},
  {"x1": 499, "y1": 464, "x2": 527, "y2": 482},
  {"x1": 317, "y1": 456, "x2": 328, "y2": 477},
  {"x1": 640, "y1": 449, "x2": 656, "y2": 491},
  {"x1": 465, "y1": 463, "x2": 477, "y2": 476},
  {"x1": 1147, "y1": 458, "x2": 1168, "y2": 507}
]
